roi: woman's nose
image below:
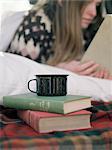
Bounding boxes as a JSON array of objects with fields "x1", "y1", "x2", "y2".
[{"x1": 89, "y1": 5, "x2": 97, "y2": 17}]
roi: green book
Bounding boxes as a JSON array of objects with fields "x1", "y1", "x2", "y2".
[{"x1": 3, "y1": 93, "x2": 92, "y2": 114}]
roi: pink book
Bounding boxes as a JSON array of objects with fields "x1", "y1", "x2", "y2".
[{"x1": 18, "y1": 110, "x2": 91, "y2": 133}]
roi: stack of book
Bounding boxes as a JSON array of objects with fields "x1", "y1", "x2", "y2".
[{"x1": 3, "y1": 93, "x2": 92, "y2": 133}]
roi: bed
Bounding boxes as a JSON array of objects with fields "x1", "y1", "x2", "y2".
[
  {"x1": 0, "y1": 101, "x2": 112, "y2": 150},
  {"x1": 0, "y1": 4, "x2": 112, "y2": 149}
]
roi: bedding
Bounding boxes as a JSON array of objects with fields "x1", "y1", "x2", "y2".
[
  {"x1": 0, "y1": 0, "x2": 32, "y2": 51},
  {"x1": 0, "y1": 52, "x2": 112, "y2": 149},
  {"x1": 0, "y1": 2, "x2": 111, "y2": 149},
  {"x1": 0, "y1": 52, "x2": 112, "y2": 105},
  {"x1": 0, "y1": 11, "x2": 26, "y2": 51},
  {"x1": 0, "y1": 101, "x2": 112, "y2": 149}
]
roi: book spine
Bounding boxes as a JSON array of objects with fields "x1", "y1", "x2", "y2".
[
  {"x1": 18, "y1": 110, "x2": 40, "y2": 132},
  {"x1": 3, "y1": 97, "x2": 64, "y2": 114}
]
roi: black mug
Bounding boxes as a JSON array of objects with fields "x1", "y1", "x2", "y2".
[{"x1": 28, "y1": 74, "x2": 68, "y2": 96}]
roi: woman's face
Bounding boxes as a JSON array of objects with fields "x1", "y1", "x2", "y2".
[{"x1": 81, "y1": 0, "x2": 102, "y2": 29}]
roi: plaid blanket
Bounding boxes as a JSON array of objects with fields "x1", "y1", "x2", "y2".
[{"x1": 0, "y1": 101, "x2": 112, "y2": 150}]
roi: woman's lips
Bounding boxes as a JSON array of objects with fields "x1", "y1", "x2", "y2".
[{"x1": 82, "y1": 18, "x2": 93, "y2": 24}]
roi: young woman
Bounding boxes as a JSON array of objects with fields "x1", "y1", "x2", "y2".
[{"x1": 7, "y1": 0, "x2": 112, "y2": 79}]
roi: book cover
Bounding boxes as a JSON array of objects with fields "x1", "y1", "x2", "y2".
[
  {"x1": 18, "y1": 110, "x2": 91, "y2": 133},
  {"x1": 81, "y1": 15, "x2": 112, "y2": 74},
  {"x1": 3, "y1": 93, "x2": 91, "y2": 114}
]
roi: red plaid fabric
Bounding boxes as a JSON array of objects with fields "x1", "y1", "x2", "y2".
[{"x1": 0, "y1": 101, "x2": 112, "y2": 150}]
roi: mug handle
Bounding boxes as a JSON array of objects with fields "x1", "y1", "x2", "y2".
[{"x1": 28, "y1": 79, "x2": 37, "y2": 93}]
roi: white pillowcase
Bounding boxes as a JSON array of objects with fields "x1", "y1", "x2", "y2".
[
  {"x1": 0, "y1": 0, "x2": 32, "y2": 51},
  {"x1": 0, "y1": 11, "x2": 26, "y2": 51},
  {"x1": 0, "y1": 52, "x2": 112, "y2": 105}
]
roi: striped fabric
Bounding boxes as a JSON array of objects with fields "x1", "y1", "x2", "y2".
[{"x1": 0, "y1": 101, "x2": 112, "y2": 150}]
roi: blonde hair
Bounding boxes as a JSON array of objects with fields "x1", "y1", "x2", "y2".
[
  {"x1": 33, "y1": 0, "x2": 87, "y2": 65},
  {"x1": 47, "y1": 0, "x2": 87, "y2": 65}
]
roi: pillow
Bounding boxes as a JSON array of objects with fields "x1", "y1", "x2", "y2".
[
  {"x1": 0, "y1": 11, "x2": 26, "y2": 51},
  {"x1": 0, "y1": 52, "x2": 112, "y2": 105},
  {"x1": 0, "y1": 0, "x2": 32, "y2": 13},
  {"x1": 0, "y1": 0, "x2": 32, "y2": 51}
]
